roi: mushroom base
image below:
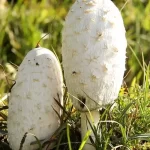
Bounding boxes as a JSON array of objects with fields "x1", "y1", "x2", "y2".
[{"x1": 81, "y1": 111, "x2": 100, "y2": 150}]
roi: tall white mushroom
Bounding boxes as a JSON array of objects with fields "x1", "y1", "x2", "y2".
[
  {"x1": 7, "y1": 47, "x2": 63, "y2": 150},
  {"x1": 62, "y1": 0, "x2": 127, "y2": 149}
]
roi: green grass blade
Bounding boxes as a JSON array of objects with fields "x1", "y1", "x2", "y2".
[
  {"x1": 78, "y1": 130, "x2": 92, "y2": 150},
  {"x1": 67, "y1": 123, "x2": 72, "y2": 150},
  {"x1": 19, "y1": 132, "x2": 42, "y2": 150}
]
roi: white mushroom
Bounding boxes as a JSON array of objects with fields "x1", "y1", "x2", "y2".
[
  {"x1": 62, "y1": 0, "x2": 127, "y2": 149},
  {"x1": 7, "y1": 47, "x2": 63, "y2": 150}
]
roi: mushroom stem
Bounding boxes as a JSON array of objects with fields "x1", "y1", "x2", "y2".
[{"x1": 81, "y1": 110, "x2": 100, "y2": 150}]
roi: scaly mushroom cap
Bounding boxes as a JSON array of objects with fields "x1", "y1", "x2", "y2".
[
  {"x1": 7, "y1": 47, "x2": 63, "y2": 150},
  {"x1": 62, "y1": 0, "x2": 127, "y2": 111}
]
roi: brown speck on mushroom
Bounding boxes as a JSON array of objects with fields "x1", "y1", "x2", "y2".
[
  {"x1": 79, "y1": 82, "x2": 87, "y2": 88},
  {"x1": 33, "y1": 79, "x2": 39, "y2": 82},
  {"x1": 113, "y1": 47, "x2": 118, "y2": 52},
  {"x1": 26, "y1": 93, "x2": 31, "y2": 99},
  {"x1": 74, "y1": 30, "x2": 81, "y2": 34},
  {"x1": 101, "y1": 16, "x2": 106, "y2": 21},
  {"x1": 91, "y1": 74, "x2": 97, "y2": 81},
  {"x1": 91, "y1": 18, "x2": 96, "y2": 22},
  {"x1": 96, "y1": 32, "x2": 103, "y2": 41},
  {"x1": 72, "y1": 49, "x2": 78, "y2": 57},
  {"x1": 42, "y1": 83, "x2": 47, "y2": 88},
  {"x1": 109, "y1": 20, "x2": 115, "y2": 26},
  {"x1": 102, "y1": 64, "x2": 108, "y2": 72},
  {"x1": 83, "y1": 44, "x2": 88, "y2": 51},
  {"x1": 103, "y1": 43, "x2": 108, "y2": 49},
  {"x1": 103, "y1": 9, "x2": 110, "y2": 14},
  {"x1": 47, "y1": 58, "x2": 51, "y2": 60},
  {"x1": 36, "y1": 104, "x2": 41, "y2": 109},
  {"x1": 84, "y1": 9, "x2": 93, "y2": 13},
  {"x1": 78, "y1": 95, "x2": 86, "y2": 108},
  {"x1": 36, "y1": 62, "x2": 39, "y2": 66},
  {"x1": 72, "y1": 71, "x2": 77, "y2": 75},
  {"x1": 72, "y1": 70, "x2": 81, "y2": 76},
  {"x1": 86, "y1": 1, "x2": 96, "y2": 6},
  {"x1": 77, "y1": 17, "x2": 82, "y2": 20}
]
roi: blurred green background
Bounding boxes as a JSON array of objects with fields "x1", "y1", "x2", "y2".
[
  {"x1": 0, "y1": 0, "x2": 150, "y2": 86},
  {"x1": 0, "y1": 1, "x2": 150, "y2": 149}
]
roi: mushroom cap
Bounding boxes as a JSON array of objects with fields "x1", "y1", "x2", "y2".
[
  {"x1": 7, "y1": 47, "x2": 63, "y2": 150},
  {"x1": 62, "y1": 0, "x2": 127, "y2": 111}
]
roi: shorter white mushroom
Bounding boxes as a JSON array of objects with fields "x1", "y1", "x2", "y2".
[{"x1": 7, "y1": 47, "x2": 63, "y2": 150}]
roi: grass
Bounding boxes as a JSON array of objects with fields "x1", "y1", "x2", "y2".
[
  {"x1": 1, "y1": 65, "x2": 150, "y2": 150},
  {"x1": 0, "y1": 0, "x2": 150, "y2": 150}
]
